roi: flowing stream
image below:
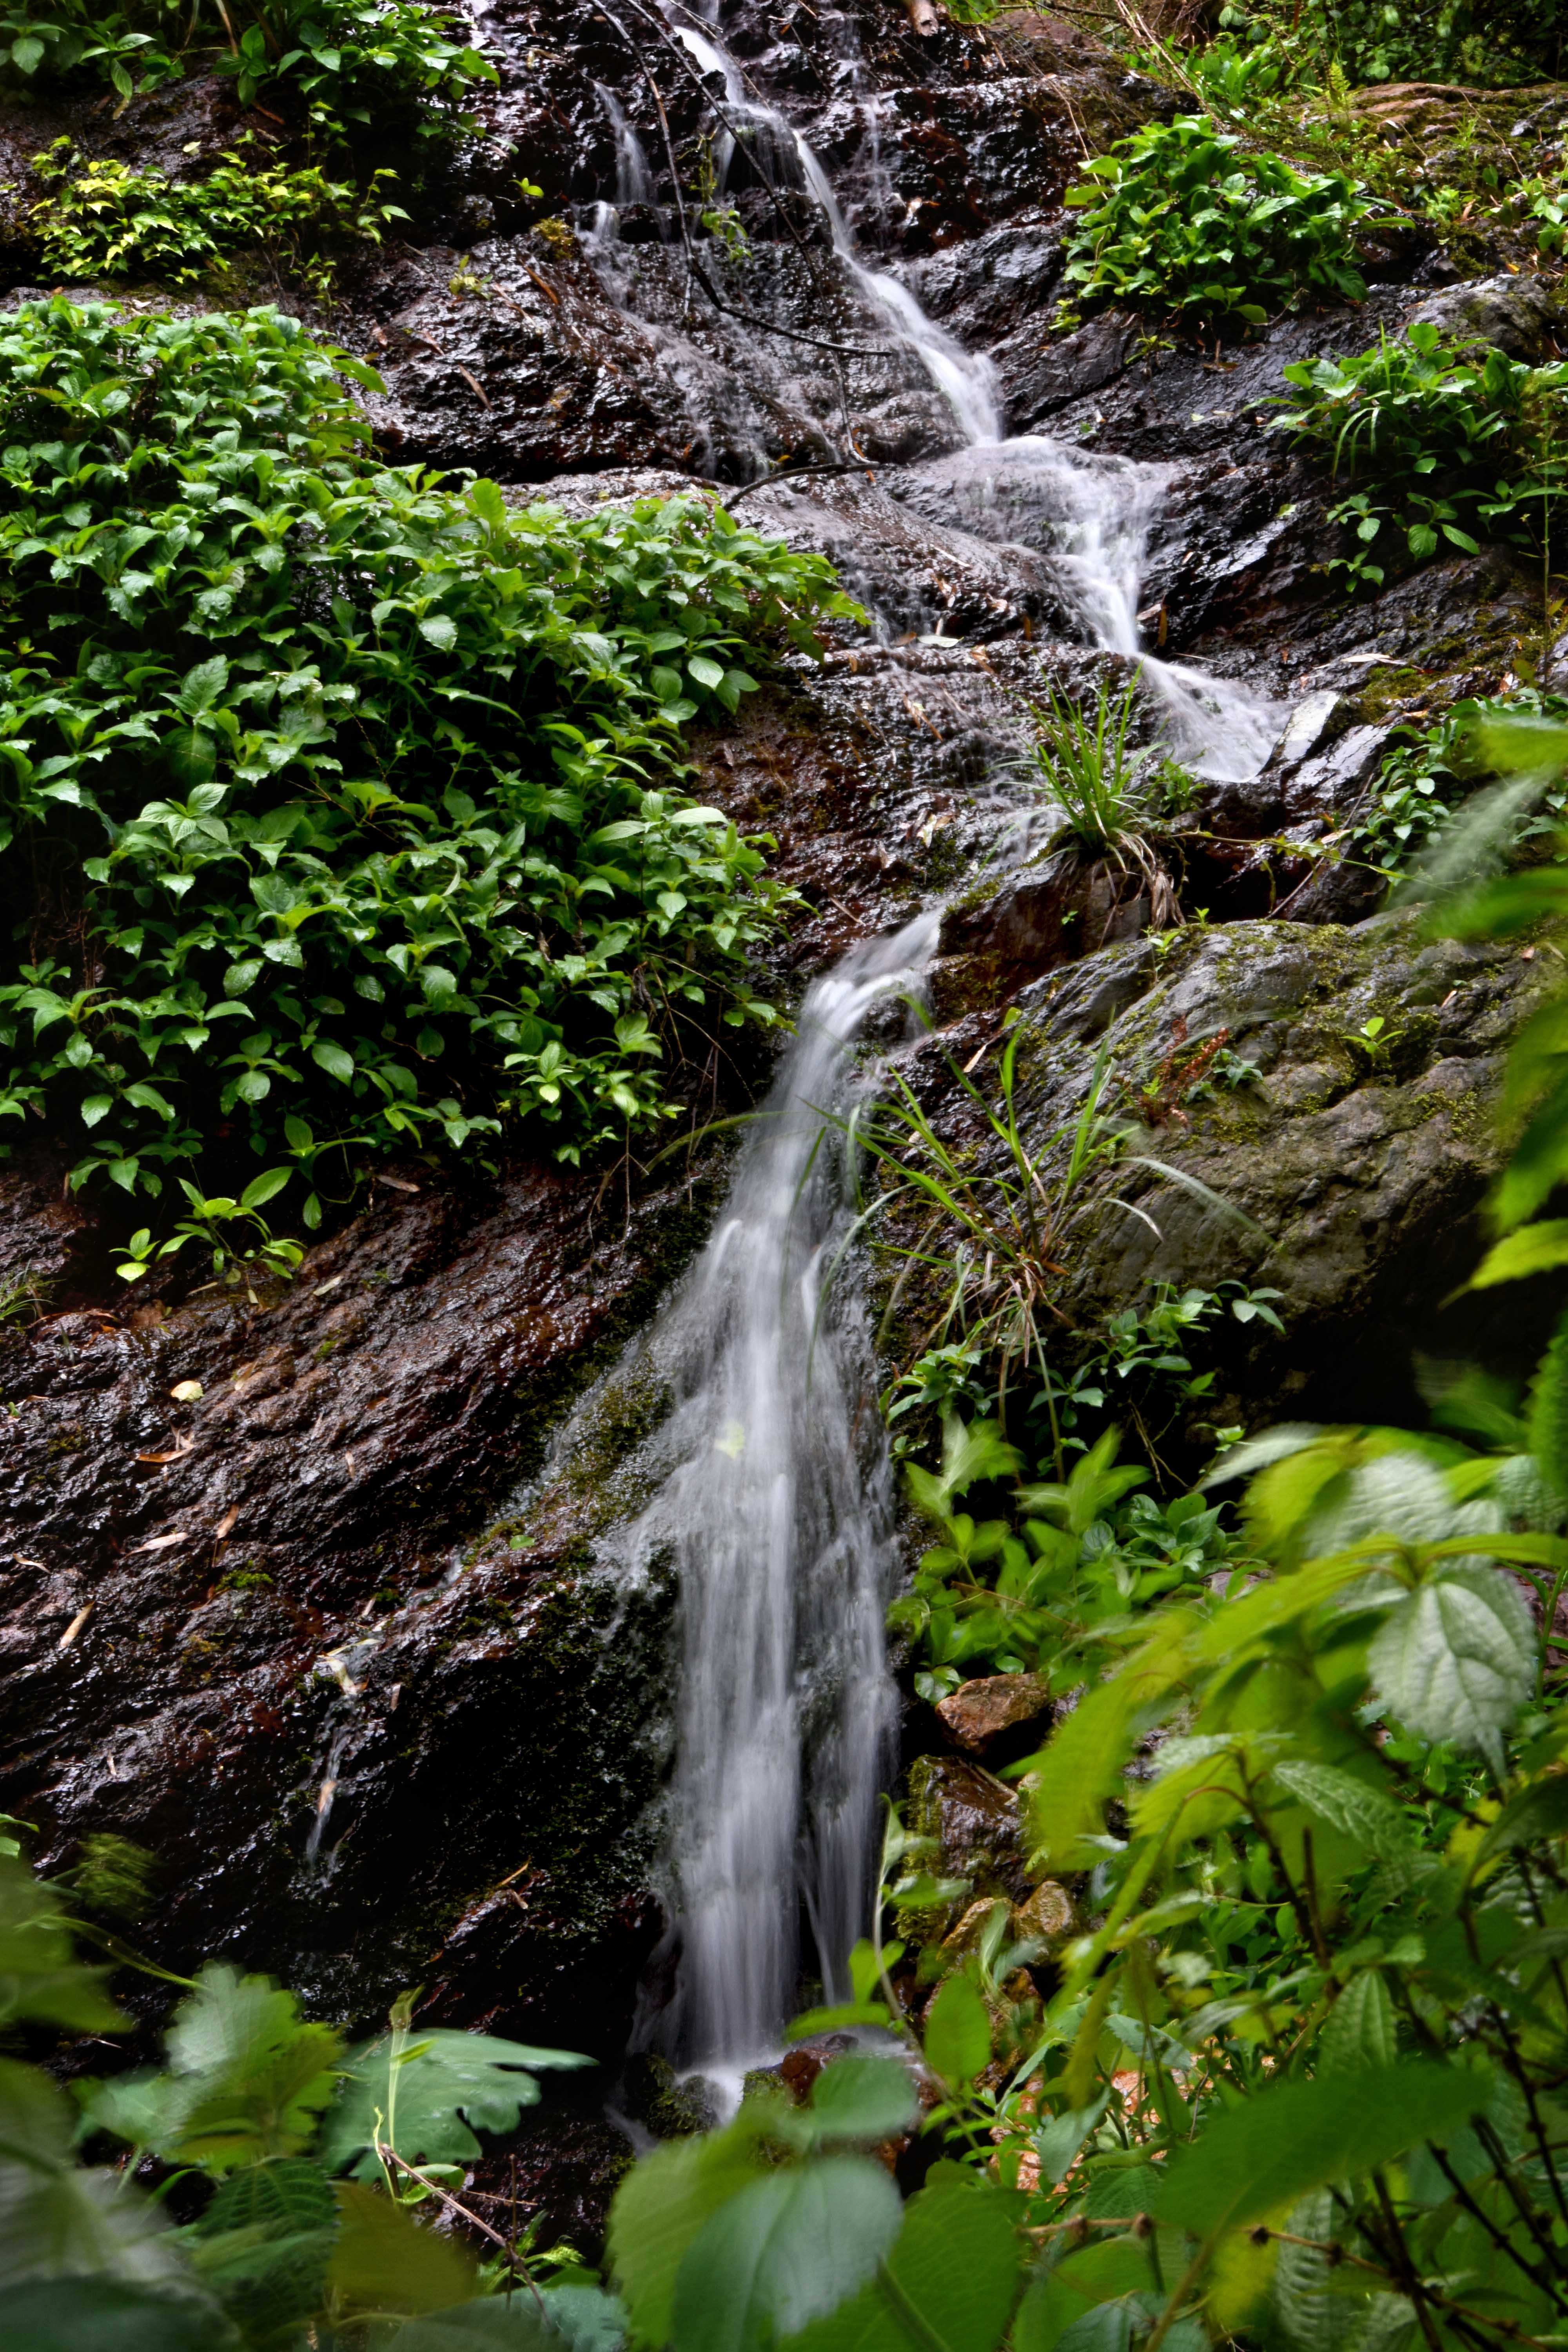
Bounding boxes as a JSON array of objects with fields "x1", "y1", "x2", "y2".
[{"x1": 563, "y1": 2, "x2": 1284, "y2": 2075}]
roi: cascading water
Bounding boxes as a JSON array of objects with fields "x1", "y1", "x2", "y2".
[
  {"x1": 524, "y1": 912, "x2": 940, "y2": 2078},
  {"x1": 558, "y1": 3, "x2": 1289, "y2": 2073}
]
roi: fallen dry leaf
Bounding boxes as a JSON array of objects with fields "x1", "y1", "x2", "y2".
[
  {"x1": 214, "y1": 1504, "x2": 240, "y2": 1540},
  {"x1": 58, "y1": 1601, "x2": 93, "y2": 1650},
  {"x1": 128, "y1": 1532, "x2": 189, "y2": 1554}
]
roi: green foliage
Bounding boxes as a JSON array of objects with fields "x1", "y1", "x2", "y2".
[
  {"x1": 0, "y1": 299, "x2": 853, "y2": 1217},
  {"x1": 0, "y1": 0, "x2": 495, "y2": 127},
  {"x1": 1276, "y1": 324, "x2": 1568, "y2": 587},
  {"x1": 321, "y1": 2021, "x2": 594, "y2": 2179},
  {"x1": 0, "y1": 1853, "x2": 607, "y2": 2346},
  {"x1": 892, "y1": 1416, "x2": 1251, "y2": 1699},
  {"x1": 31, "y1": 137, "x2": 406, "y2": 297},
  {"x1": 1063, "y1": 115, "x2": 1374, "y2": 327},
  {"x1": 1027, "y1": 680, "x2": 1176, "y2": 921}
]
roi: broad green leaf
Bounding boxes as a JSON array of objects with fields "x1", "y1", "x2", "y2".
[
  {"x1": 163, "y1": 726, "x2": 217, "y2": 786},
  {"x1": 1269, "y1": 1761, "x2": 1411, "y2": 1861},
  {"x1": 923, "y1": 1972, "x2": 991, "y2": 2088},
  {"x1": 1317, "y1": 1972, "x2": 1397, "y2": 2075},
  {"x1": 0, "y1": 1853, "x2": 122, "y2": 2033},
  {"x1": 419, "y1": 613, "x2": 459, "y2": 652},
  {"x1": 311, "y1": 1040, "x2": 355, "y2": 1084},
  {"x1": 329, "y1": 2180, "x2": 476, "y2": 2317},
  {"x1": 607, "y1": 2108, "x2": 773, "y2": 2348},
  {"x1": 671, "y1": 2157, "x2": 901, "y2": 2352},
  {"x1": 1152, "y1": 2063, "x2": 1489, "y2": 2236},
  {"x1": 0, "y1": 2056, "x2": 180, "y2": 2287},
  {"x1": 2, "y1": 2278, "x2": 232, "y2": 2352},
  {"x1": 541, "y1": 2281, "x2": 630, "y2": 2352},
  {"x1": 319, "y1": 2029, "x2": 592, "y2": 2177},
  {"x1": 239, "y1": 1167, "x2": 292, "y2": 1211},
  {"x1": 807, "y1": 2056, "x2": 919, "y2": 2144},
  {"x1": 687, "y1": 654, "x2": 725, "y2": 691},
  {"x1": 176, "y1": 655, "x2": 231, "y2": 715},
  {"x1": 80, "y1": 1965, "x2": 343, "y2": 2176},
  {"x1": 1469, "y1": 1222, "x2": 1568, "y2": 1289},
  {"x1": 1368, "y1": 1568, "x2": 1536, "y2": 1771},
  {"x1": 793, "y1": 2171, "x2": 1022, "y2": 2352}
]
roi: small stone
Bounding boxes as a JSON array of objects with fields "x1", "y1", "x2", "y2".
[
  {"x1": 935, "y1": 1671, "x2": 1053, "y2": 1756},
  {"x1": 1012, "y1": 1879, "x2": 1077, "y2": 1949}
]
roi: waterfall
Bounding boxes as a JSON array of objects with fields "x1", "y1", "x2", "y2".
[
  {"x1": 523, "y1": 913, "x2": 940, "y2": 2078},
  {"x1": 641, "y1": 4, "x2": 1275, "y2": 778},
  {"x1": 662, "y1": 7, "x2": 1003, "y2": 445},
  {"x1": 544, "y1": 8, "x2": 1290, "y2": 2080}
]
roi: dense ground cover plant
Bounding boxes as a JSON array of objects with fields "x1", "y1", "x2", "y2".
[
  {"x1": 1350, "y1": 693, "x2": 1568, "y2": 889},
  {"x1": 1274, "y1": 326, "x2": 1568, "y2": 591},
  {"x1": 1063, "y1": 116, "x2": 1376, "y2": 327},
  {"x1": 31, "y1": 137, "x2": 405, "y2": 296},
  {"x1": 0, "y1": 1841, "x2": 619, "y2": 2344},
  {"x1": 0, "y1": 299, "x2": 854, "y2": 1220},
  {"x1": 0, "y1": 0, "x2": 494, "y2": 127}
]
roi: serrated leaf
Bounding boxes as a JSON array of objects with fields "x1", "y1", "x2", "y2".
[
  {"x1": 1152, "y1": 2064, "x2": 1489, "y2": 2237},
  {"x1": 1317, "y1": 1972, "x2": 1397, "y2": 2076},
  {"x1": 1527, "y1": 1310, "x2": 1568, "y2": 1498},
  {"x1": 320, "y1": 2030, "x2": 592, "y2": 2178},
  {"x1": 388, "y1": 2299, "x2": 581, "y2": 2349},
  {"x1": 670, "y1": 2156, "x2": 901, "y2": 2352},
  {"x1": 1368, "y1": 1569, "x2": 1536, "y2": 1771},
  {"x1": 81, "y1": 1966, "x2": 343, "y2": 2176},
  {"x1": 1470, "y1": 1772, "x2": 1568, "y2": 1876},
  {"x1": 1269, "y1": 1761, "x2": 1411, "y2": 1861}
]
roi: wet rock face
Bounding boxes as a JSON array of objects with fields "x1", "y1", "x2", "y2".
[{"x1": 0, "y1": 1142, "x2": 719, "y2": 2047}]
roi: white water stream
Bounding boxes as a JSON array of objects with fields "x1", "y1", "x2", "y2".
[{"x1": 564, "y1": 4, "x2": 1285, "y2": 2074}]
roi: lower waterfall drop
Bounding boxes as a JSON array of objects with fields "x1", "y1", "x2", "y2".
[{"x1": 646, "y1": 908, "x2": 938, "y2": 2074}]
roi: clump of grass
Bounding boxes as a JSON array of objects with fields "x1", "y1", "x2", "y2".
[{"x1": 1028, "y1": 678, "x2": 1180, "y2": 925}]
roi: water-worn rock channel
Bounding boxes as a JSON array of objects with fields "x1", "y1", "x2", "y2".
[{"x1": 2, "y1": 0, "x2": 1566, "y2": 2244}]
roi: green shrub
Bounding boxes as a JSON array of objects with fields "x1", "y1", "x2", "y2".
[
  {"x1": 1062, "y1": 114, "x2": 1376, "y2": 325},
  {"x1": 0, "y1": 299, "x2": 856, "y2": 1218},
  {"x1": 32, "y1": 136, "x2": 406, "y2": 296},
  {"x1": 0, "y1": 0, "x2": 495, "y2": 126},
  {"x1": 1275, "y1": 321, "x2": 1568, "y2": 586}
]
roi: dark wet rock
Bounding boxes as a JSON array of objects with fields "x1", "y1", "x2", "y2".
[
  {"x1": 905, "y1": 1752, "x2": 1029, "y2": 1907},
  {"x1": 996, "y1": 913, "x2": 1563, "y2": 1434},
  {"x1": 0, "y1": 1142, "x2": 723, "y2": 2046},
  {"x1": 1407, "y1": 272, "x2": 1566, "y2": 360}
]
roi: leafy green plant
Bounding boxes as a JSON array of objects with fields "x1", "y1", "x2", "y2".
[
  {"x1": 1276, "y1": 324, "x2": 1568, "y2": 587},
  {"x1": 0, "y1": 0, "x2": 495, "y2": 127},
  {"x1": 115, "y1": 1167, "x2": 303, "y2": 1297},
  {"x1": 588, "y1": 1381, "x2": 1568, "y2": 2352},
  {"x1": 0, "y1": 298, "x2": 855, "y2": 1225},
  {"x1": 0, "y1": 1843, "x2": 608, "y2": 2346},
  {"x1": 891, "y1": 1417, "x2": 1249, "y2": 1699},
  {"x1": 1063, "y1": 114, "x2": 1376, "y2": 327},
  {"x1": 32, "y1": 136, "x2": 407, "y2": 296}
]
